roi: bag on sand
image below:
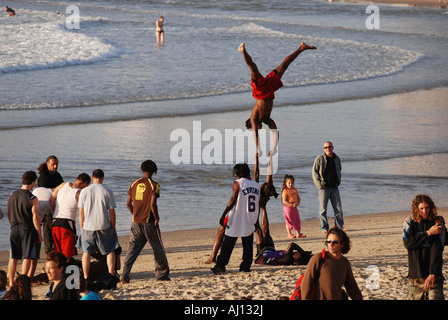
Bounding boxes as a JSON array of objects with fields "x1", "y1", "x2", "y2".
[{"x1": 92, "y1": 272, "x2": 119, "y2": 291}]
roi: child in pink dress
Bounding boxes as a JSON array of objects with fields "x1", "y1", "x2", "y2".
[{"x1": 281, "y1": 174, "x2": 305, "y2": 239}]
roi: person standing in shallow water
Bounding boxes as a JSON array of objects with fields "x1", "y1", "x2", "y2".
[{"x1": 156, "y1": 16, "x2": 164, "y2": 44}]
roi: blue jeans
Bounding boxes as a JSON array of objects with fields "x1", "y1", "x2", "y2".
[{"x1": 318, "y1": 187, "x2": 344, "y2": 231}]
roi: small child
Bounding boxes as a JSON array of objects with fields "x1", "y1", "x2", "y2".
[{"x1": 281, "y1": 174, "x2": 305, "y2": 239}]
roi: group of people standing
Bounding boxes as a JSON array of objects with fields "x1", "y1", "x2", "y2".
[{"x1": 4, "y1": 156, "x2": 170, "y2": 300}]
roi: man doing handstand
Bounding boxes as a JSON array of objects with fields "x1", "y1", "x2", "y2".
[{"x1": 239, "y1": 42, "x2": 316, "y2": 157}]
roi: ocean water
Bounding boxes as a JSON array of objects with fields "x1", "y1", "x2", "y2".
[{"x1": 0, "y1": 0, "x2": 447, "y2": 250}]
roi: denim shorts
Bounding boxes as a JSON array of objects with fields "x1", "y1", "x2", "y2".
[{"x1": 77, "y1": 227, "x2": 119, "y2": 255}]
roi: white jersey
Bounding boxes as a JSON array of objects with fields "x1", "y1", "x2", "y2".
[
  {"x1": 53, "y1": 182, "x2": 80, "y2": 221},
  {"x1": 225, "y1": 178, "x2": 260, "y2": 237}
]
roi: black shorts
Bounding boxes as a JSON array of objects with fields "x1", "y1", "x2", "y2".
[{"x1": 10, "y1": 224, "x2": 38, "y2": 260}]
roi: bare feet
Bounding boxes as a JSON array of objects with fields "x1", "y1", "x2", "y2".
[
  {"x1": 238, "y1": 42, "x2": 246, "y2": 52},
  {"x1": 299, "y1": 42, "x2": 316, "y2": 51}
]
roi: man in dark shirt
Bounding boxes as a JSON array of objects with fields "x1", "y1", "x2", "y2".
[
  {"x1": 7, "y1": 171, "x2": 43, "y2": 288},
  {"x1": 121, "y1": 160, "x2": 170, "y2": 283},
  {"x1": 46, "y1": 251, "x2": 79, "y2": 300},
  {"x1": 38, "y1": 155, "x2": 63, "y2": 189},
  {"x1": 38, "y1": 155, "x2": 64, "y2": 253},
  {"x1": 312, "y1": 141, "x2": 345, "y2": 233}
]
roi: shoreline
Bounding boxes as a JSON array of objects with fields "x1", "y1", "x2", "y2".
[
  {"x1": 335, "y1": 0, "x2": 448, "y2": 8},
  {"x1": 1, "y1": 208, "x2": 447, "y2": 300}
]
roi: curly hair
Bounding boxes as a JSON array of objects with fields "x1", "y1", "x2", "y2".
[
  {"x1": 233, "y1": 163, "x2": 251, "y2": 179},
  {"x1": 141, "y1": 160, "x2": 158, "y2": 175},
  {"x1": 411, "y1": 194, "x2": 438, "y2": 223},
  {"x1": 326, "y1": 227, "x2": 351, "y2": 254}
]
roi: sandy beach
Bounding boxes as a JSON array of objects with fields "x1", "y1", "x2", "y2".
[
  {"x1": 1, "y1": 208, "x2": 447, "y2": 301},
  {"x1": 1, "y1": 0, "x2": 447, "y2": 310}
]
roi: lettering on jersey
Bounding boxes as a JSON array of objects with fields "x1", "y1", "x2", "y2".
[{"x1": 241, "y1": 187, "x2": 259, "y2": 196}]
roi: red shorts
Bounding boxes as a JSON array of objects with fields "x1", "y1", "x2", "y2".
[
  {"x1": 52, "y1": 226, "x2": 77, "y2": 258},
  {"x1": 251, "y1": 70, "x2": 283, "y2": 100}
]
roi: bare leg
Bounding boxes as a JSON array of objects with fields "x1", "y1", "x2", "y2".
[
  {"x1": 239, "y1": 42, "x2": 260, "y2": 82},
  {"x1": 107, "y1": 251, "x2": 116, "y2": 275},
  {"x1": 21, "y1": 258, "x2": 32, "y2": 278},
  {"x1": 160, "y1": 32, "x2": 165, "y2": 44},
  {"x1": 205, "y1": 226, "x2": 225, "y2": 264},
  {"x1": 286, "y1": 224, "x2": 295, "y2": 238},
  {"x1": 275, "y1": 42, "x2": 316, "y2": 77},
  {"x1": 82, "y1": 253, "x2": 91, "y2": 279},
  {"x1": 7, "y1": 259, "x2": 18, "y2": 287}
]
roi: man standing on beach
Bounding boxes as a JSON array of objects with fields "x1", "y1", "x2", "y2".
[
  {"x1": 51, "y1": 173, "x2": 91, "y2": 258},
  {"x1": 7, "y1": 171, "x2": 43, "y2": 287},
  {"x1": 403, "y1": 194, "x2": 446, "y2": 300},
  {"x1": 121, "y1": 160, "x2": 170, "y2": 283},
  {"x1": 312, "y1": 141, "x2": 345, "y2": 232},
  {"x1": 239, "y1": 42, "x2": 316, "y2": 157},
  {"x1": 38, "y1": 155, "x2": 64, "y2": 254},
  {"x1": 211, "y1": 163, "x2": 260, "y2": 275},
  {"x1": 77, "y1": 169, "x2": 119, "y2": 282}
]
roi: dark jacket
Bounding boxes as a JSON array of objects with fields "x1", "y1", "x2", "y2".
[{"x1": 403, "y1": 217, "x2": 445, "y2": 279}]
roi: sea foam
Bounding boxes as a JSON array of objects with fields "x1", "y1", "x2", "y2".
[{"x1": 0, "y1": 11, "x2": 120, "y2": 73}]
